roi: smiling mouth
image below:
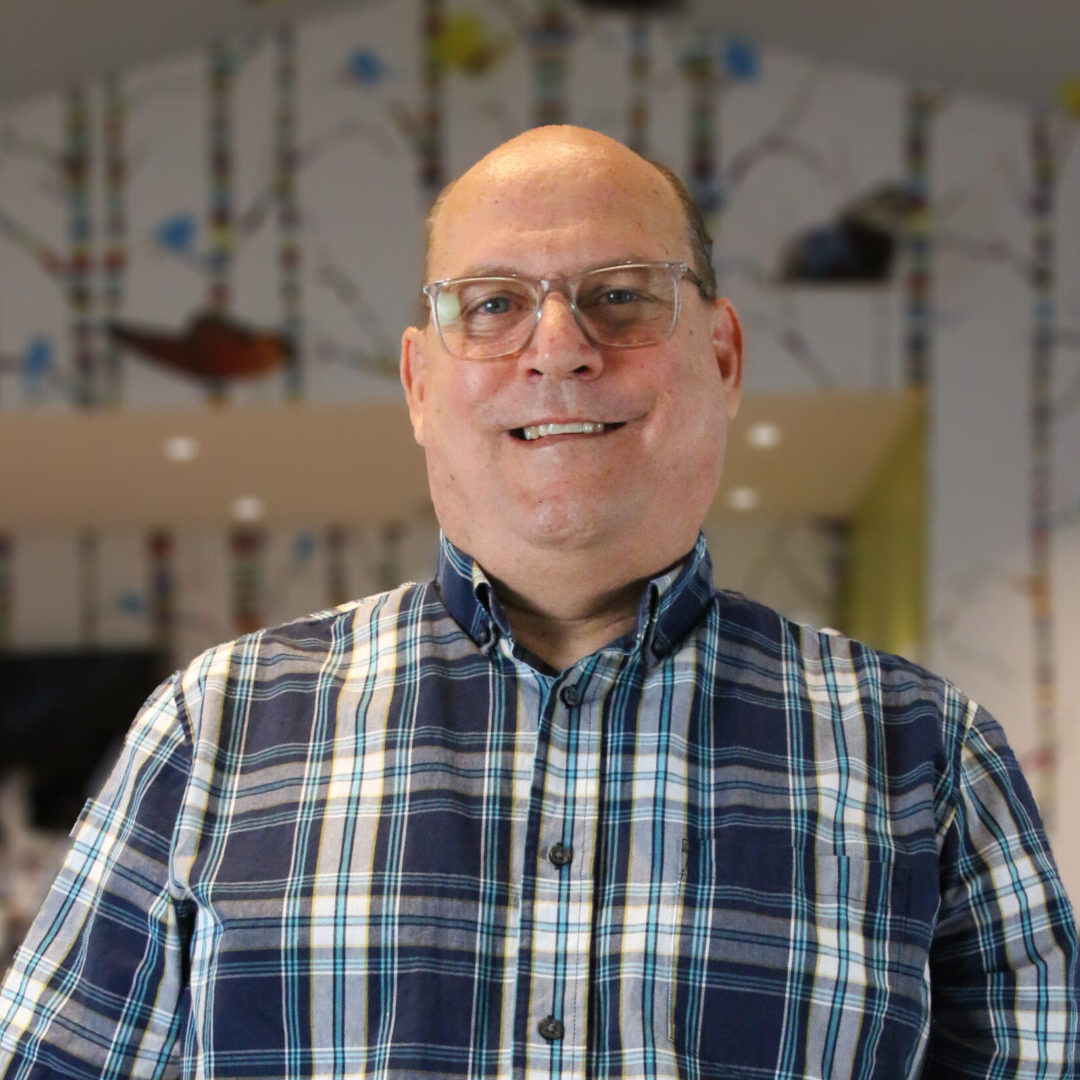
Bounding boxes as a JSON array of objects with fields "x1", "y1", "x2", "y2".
[{"x1": 512, "y1": 421, "x2": 624, "y2": 441}]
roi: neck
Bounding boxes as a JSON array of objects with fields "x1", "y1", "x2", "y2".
[
  {"x1": 470, "y1": 538, "x2": 692, "y2": 671},
  {"x1": 491, "y1": 572, "x2": 645, "y2": 671}
]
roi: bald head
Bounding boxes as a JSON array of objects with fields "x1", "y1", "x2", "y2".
[{"x1": 421, "y1": 126, "x2": 715, "y2": 296}]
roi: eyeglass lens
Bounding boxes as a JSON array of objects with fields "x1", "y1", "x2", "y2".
[{"x1": 434, "y1": 264, "x2": 680, "y2": 360}]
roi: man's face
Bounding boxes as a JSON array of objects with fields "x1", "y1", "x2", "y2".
[{"x1": 401, "y1": 128, "x2": 742, "y2": 587}]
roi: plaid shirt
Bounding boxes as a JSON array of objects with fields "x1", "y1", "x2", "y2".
[{"x1": 1, "y1": 534, "x2": 1077, "y2": 1080}]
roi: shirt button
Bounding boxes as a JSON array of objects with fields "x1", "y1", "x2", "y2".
[
  {"x1": 538, "y1": 1015, "x2": 565, "y2": 1041},
  {"x1": 548, "y1": 842, "x2": 573, "y2": 867},
  {"x1": 559, "y1": 683, "x2": 580, "y2": 706}
]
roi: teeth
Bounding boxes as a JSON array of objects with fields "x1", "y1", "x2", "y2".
[{"x1": 521, "y1": 421, "x2": 608, "y2": 441}]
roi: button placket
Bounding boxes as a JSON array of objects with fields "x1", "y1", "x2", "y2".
[{"x1": 518, "y1": 670, "x2": 602, "y2": 1070}]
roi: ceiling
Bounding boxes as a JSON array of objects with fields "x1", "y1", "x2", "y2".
[{"x1": 0, "y1": 0, "x2": 1076, "y2": 111}]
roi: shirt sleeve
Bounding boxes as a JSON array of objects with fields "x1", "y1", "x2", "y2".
[
  {"x1": 0, "y1": 673, "x2": 193, "y2": 1080},
  {"x1": 927, "y1": 698, "x2": 1080, "y2": 1077}
]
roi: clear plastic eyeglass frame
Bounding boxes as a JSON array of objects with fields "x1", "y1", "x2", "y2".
[{"x1": 420, "y1": 261, "x2": 711, "y2": 361}]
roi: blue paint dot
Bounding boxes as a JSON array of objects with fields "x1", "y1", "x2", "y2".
[
  {"x1": 22, "y1": 336, "x2": 53, "y2": 378},
  {"x1": 722, "y1": 37, "x2": 760, "y2": 81},
  {"x1": 156, "y1": 214, "x2": 197, "y2": 253},
  {"x1": 293, "y1": 532, "x2": 317, "y2": 562},
  {"x1": 347, "y1": 48, "x2": 386, "y2": 86},
  {"x1": 116, "y1": 591, "x2": 147, "y2": 614}
]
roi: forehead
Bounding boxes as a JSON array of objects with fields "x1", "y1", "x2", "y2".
[{"x1": 428, "y1": 145, "x2": 688, "y2": 281}]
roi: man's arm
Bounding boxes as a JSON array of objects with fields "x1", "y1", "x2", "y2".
[
  {"x1": 927, "y1": 700, "x2": 1079, "y2": 1076},
  {"x1": 0, "y1": 674, "x2": 192, "y2": 1080}
]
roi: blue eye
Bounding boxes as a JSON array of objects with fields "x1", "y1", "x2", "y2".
[
  {"x1": 458, "y1": 285, "x2": 530, "y2": 321},
  {"x1": 580, "y1": 286, "x2": 644, "y2": 310},
  {"x1": 478, "y1": 295, "x2": 512, "y2": 315}
]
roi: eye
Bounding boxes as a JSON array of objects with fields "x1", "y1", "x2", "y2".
[
  {"x1": 598, "y1": 287, "x2": 639, "y2": 306},
  {"x1": 578, "y1": 266, "x2": 665, "y2": 311},
  {"x1": 457, "y1": 282, "x2": 531, "y2": 320},
  {"x1": 581, "y1": 283, "x2": 639, "y2": 308},
  {"x1": 474, "y1": 294, "x2": 513, "y2": 316}
]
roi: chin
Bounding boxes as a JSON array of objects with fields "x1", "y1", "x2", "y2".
[{"x1": 519, "y1": 493, "x2": 626, "y2": 549}]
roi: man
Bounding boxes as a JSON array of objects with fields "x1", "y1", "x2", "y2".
[{"x1": 1, "y1": 126, "x2": 1076, "y2": 1079}]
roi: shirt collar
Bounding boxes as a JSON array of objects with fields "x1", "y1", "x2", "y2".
[{"x1": 434, "y1": 532, "x2": 716, "y2": 665}]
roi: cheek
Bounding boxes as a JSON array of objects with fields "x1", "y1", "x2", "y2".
[
  {"x1": 423, "y1": 375, "x2": 505, "y2": 486},
  {"x1": 432, "y1": 364, "x2": 507, "y2": 427},
  {"x1": 655, "y1": 368, "x2": 728, "y2": 470}
]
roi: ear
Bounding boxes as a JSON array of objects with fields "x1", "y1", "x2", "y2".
[
  {"x1": 400, "y1": 326, "x2": 429, "y2": 446},
  {"x1": 710, "y1": 298, "x2": 743, "y2": 420}
]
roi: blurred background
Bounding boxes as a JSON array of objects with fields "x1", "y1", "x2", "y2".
[{"x1": 1, "y1": 0, "x2": 1079, "y2": 967}]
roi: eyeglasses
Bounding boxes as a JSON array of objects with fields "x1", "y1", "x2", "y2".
[{"x1": 421, "y1": 261, "x2": 712, "y2": 361}]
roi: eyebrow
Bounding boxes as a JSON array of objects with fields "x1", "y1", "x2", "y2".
[
  {"x1": 440, "y1": 255, "x2": 664, "y2": 281},
  {"x1": 449, "y1": 264, "x2": 525, "y2": 279}
]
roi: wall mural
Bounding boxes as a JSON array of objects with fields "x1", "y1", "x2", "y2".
[
  {"x1": 1, "y1": 0, "x2": 1079, "y2": 961},
  {"x1": 107, "y1": 311, "x2": 290, "y2": 383}
]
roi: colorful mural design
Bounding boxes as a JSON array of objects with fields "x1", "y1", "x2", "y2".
[
  {"x1": 230, "y1": 527, "x2": 266, "y2": 636},
  {"x1": 0, "y1": 204, "x2": 65, "y2": 278},
  {"x1": 420, "y1": 0, "x2": 445, "y2": 199},
  {"x1": 1028, "y1": 113, "x2": 1058, "y2": 827},
  {"x1": 207, "y1": 41, "x2": 235, "y2": 321},
  {"x1": 778, "y1": 183, "x2": 917, "y2": 283},
  {"x1": 101, "y1": 75, "x2": 128, "y2": 406},
  {"x1": 276, "y1": 24, "x2": 303, "y2": 398},
  {"x1": 682, "y1": 34, "x2": 720, "y2": 220},
  {"x1": 532, "y1": 0, "x2": 571, "y2": 126},
  {"x1": 107, "y1": 312, "x2": 289, "y2": 381},
  {"x1": 65, "y1": 89, "x2": 96, "y2": 407},
  {"x1": 904, "y1": 90, "x2": 935, "y2": 388},
  {"x1": 0, "y1": 338, "x2": 59, "y2": 400},
  {"x1": 626, "y1": 18, "x2": 650, "y2": 154},
  {"x1": 148, "y1": 530, "x2": 175, "y2": 653},
  {"x1": 433, "y1": 11, "x2": 512, "y2": 76},
  {"x1": 325, "y1": 525, "x2": 349, "y2": 608}
]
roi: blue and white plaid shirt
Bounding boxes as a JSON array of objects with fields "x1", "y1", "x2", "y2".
[{"x1": 1, "y1": 534, "x2": 1077, "y2": 1079}]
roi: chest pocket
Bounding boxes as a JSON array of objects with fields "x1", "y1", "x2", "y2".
[{"x1": 662, "y1": 837, "x2": 937, "y2": 1080}]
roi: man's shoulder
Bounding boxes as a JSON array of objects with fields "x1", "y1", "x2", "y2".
[
  {"x1": 714, "y1": 587, "x2": 961, "y2": 712},
  {"x1": 262, "y1": 579, "x2": 432, "y2": 645},
  {"x1": 178, "y1": 579, "x2": 438, "y2": 681}
]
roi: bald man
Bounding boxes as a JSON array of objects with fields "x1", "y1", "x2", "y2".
[{"x1": 2, "y1": 127, "x2": 1076, "y2": 1080}]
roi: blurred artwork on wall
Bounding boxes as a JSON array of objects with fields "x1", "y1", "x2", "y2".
[
  {"x1": 778, "y1": 182, "x2": 919, "y2": 284},
  {"x1": 107, "y1": 310, "x2": 291, "y2": 384}
]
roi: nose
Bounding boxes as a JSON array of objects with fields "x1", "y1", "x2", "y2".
[{"x1": 522, "y1": 292, "x2": 603, "y2": 379}]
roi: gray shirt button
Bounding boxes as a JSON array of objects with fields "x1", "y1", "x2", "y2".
[
  {"x1": 548, "y1": 842, "x2": 573, "y2": 867},
  {"x1": 559, "y1": 683, "x2": 580, "y2": 706},
  {"x1": 538, "y1": 1015, "x2": 565, "y2": 1041}
]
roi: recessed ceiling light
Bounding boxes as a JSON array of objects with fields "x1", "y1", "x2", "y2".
[
  {"x1": 746, "y1": 422, "x2": 782, "y2": 450},
  {"x1": 727, "y1": 486, "x2": 760, "y2": 512},
  {"x1": 162, "y1": 434, "x2": 200, "y2": 463},
  {"x1": 232, "y1": 494, "x2": 266, "y2": 522}
]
